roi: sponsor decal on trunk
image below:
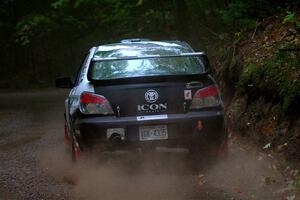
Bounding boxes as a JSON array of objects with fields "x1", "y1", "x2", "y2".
[
  {"x1": 138, "y1": 89, "x2": 167, "y2": 113},
  {"x1": 137, "y1": 103, "x2": 167, "y2": 113},
  {"x1": 145, "y1": 89, "x2": 159, "y2": 103},
  {"x1": 184, "y1": 90, "x2": 192, "y2": 100}
]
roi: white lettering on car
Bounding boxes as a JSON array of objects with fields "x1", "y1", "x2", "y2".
[{"x1": 138, "y1": 103, "x2": 167, "y2": 112}]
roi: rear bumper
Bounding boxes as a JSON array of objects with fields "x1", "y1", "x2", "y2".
[{"x1": 76, "y1": 111, "x2": 225, "y2": 145}]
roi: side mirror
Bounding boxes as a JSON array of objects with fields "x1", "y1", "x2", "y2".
[{"x1": 55, "y1": 77, "x2": 74, "y2": 88}]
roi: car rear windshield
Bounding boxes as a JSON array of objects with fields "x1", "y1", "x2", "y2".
[{"x1": 89, "y1": 45, "x2": 205, "y2": 80}]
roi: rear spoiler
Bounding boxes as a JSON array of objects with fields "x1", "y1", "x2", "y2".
[
  {"x1": 92, "y1": 52, "x2": 206, "y2": 62},
  {"x1": 89, "y1": 74, "x2": 211, "y2": 86}
]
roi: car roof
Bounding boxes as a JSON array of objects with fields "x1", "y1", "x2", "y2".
[{"x1": 94, "y1": 40, "x2": 193, "y2": 53}]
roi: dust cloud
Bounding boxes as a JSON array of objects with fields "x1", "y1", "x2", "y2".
[
  {"x1": 39, "y1": 139, "x2": 290, "y2": 200},
  {"x1": 205, "y1": 139, "x2": 288, "y2": 199},
  {"x1": 39, "y1": 147, "x2": 196, "y2": 200}
]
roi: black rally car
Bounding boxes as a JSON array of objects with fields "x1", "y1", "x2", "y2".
[{"x1": 56, "y1": 39, "x2": 227, "y2": 160}]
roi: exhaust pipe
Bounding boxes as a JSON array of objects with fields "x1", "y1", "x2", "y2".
[{"x1": 110, "y1": 134, "x2": 122, "y2": 145}]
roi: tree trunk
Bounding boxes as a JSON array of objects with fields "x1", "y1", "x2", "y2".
[{"x1": 173, "y1": 0, "x2": 189, "y2": 40}]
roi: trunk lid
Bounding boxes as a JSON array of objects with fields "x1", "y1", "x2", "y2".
[{"x1": 94, "y1": 76, "x2": 212, "y2": 117}]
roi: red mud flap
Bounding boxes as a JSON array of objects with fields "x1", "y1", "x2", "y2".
[
  {"x1": 64, "y1": 118, "x2": 87, "y2": 162},
  {"x1": 72, "y1": 136, "x2": 89, "y2": 162},
  {"x1": 64, "y1": 119, "x2": 71, "y2": 150},
  {"x1": 73, "y1": 140, "x2": 80, "y2": 161}
]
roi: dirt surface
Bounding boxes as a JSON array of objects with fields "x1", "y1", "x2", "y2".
[{"x1": 0, "y1": 90, "x2": 298, "y2": 200}]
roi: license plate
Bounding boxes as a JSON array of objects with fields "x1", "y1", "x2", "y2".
[{"x1": 139, "y1": 125, "x2": 168, "y2": 141}]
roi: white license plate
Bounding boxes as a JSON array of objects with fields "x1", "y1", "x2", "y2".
[{"x1": 139, "y1": 125, "x2": 168, "y2": 141}]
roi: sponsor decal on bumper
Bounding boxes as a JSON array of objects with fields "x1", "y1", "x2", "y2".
[{"x1": 136, "y1": 114, "x2": 168, "y2": 121}]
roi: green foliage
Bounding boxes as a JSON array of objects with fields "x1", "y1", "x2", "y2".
[
  {"x1": 283, "y1": 11, "x2": 296, "y2": 24},
  {"x1": 15, "y1": 0, "x2": 143, "y2": 46},
  {"x1": 218, "y1": 0, "x2": 279, "y2": 30},
  {"x1": 136, "y1": 0, "x2": 144, "y2": 6},
  {"x1": 238, "y1": 63, "x2": 259, "y2": 93},
  {"x1": 16, "y1": 15, "x2": 51, "y2": 46},
  {"x1": 283, "y1": 11, "x2": 300, "y2": 29},
  {"x1": 218, "y1": 1, "x2": 256, "y2": 29},
  {"x1": 220, "y1": 46, "x2": 243, "y2": 86},
  {"x1": 51, "y1": 0, "x2": 69, "y2": 9},
  {"x1": 238, "y1": 52, "x2": 300, "y2": 114}
]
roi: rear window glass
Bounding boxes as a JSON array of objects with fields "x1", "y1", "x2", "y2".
[{"x1": 89, "y1": 45, "x2": 205, "y2": 80}]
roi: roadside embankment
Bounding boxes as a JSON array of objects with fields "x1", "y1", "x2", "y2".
[{"x1": 214, "y1": 12, "x2": 300, "y2": 187}]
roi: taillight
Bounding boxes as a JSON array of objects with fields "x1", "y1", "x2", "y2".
[
  {"x1": 190, "y1": 85, "x2": 221, "y2": 109},
  {"x1": 79, "y1": 92, "x2": 114, "y2": 115}
]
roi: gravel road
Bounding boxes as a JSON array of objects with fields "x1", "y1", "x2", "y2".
[{"x1": 0, "y1": 90, "x2": 297, "y2": 200}]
